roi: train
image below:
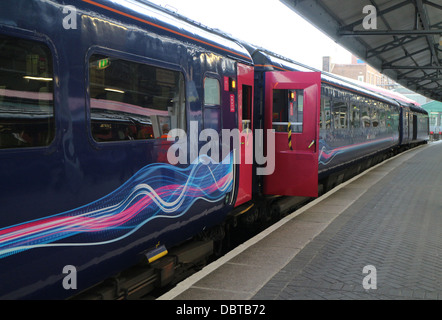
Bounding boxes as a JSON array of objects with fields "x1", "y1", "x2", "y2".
[{"x1": 0, "y1": 0, "x2": 428, "y2": 299}]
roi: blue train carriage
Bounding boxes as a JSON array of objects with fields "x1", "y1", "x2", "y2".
[
  {"x1": 0, "y1": 0, "x2": 254, "y2": 299},
  {"x1": 353, "y1": 82, "x2": 429, "y2": 148},
  {"x1": 242, "y1": 44, "x2": 403, "y2": 196}
]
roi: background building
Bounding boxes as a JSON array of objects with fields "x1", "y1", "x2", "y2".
[{"x1": 323, "y1": 55, "x2": 432, "y2": 105}]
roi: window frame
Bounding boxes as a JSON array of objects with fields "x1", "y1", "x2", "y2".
[
  {"x1": 202, "y1": 74, "x2": 222, "y2": 132},
  {"x1": 0, "y1": 29, "x2": 59, "y2": 152},
  {"x1": 203, "y1": 76, "x2": 221, "y2": 106}
]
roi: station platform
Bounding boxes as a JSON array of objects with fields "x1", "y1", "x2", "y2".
[{"x1": 158, "y1": 141, "x2": 442, "y2": 300}]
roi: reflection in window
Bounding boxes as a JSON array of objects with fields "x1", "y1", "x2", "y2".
[
  {"x1": 320, "y1": 96, "x2": 331, "y2": 129},
  {"x1": 89, "y1": 54, "x2": 185, "y2": 142},
  {"x1": 0, "y1": 35, "x2": 54, "y2": 149},
  {"x1": 371, "y1": 109, "x2": 379, "y2": 127},
  {"x1": 332, "y1": 101, "x2": 348, "y2": 129},
  {"x1": 351, "y1": 105, "x2": 360, "y2": 128},
  {"x1": 361, "y1": 107, "x2": 371, "y2": 127}
]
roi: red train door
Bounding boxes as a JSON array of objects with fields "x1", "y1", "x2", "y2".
[
  {"x1": 263, "y1": 71, "x2": 321, "y2": 197},
  {"x1": 234, "y1": 63, "x2": 254, "y2": 207}
]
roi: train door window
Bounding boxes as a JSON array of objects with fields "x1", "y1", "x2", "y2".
[
  {"x1": 0, "y1": 34, "x2": 55, "y2": 149},
  {"x1": 413, "y1": 115, "x2": 418, "y2": 139},
  {"x1": 291, "y1": 90, "x2": 303, "y2": 133},
  {"x1": 203, "y1": 77, "x2": 221, "y2": 132},
  {"x1": 89, "y1": 54, "x2": 185, "y2": 142},
  {"x1": 204, "y1": 77, "x2": 220, "y2": 106},
  {"x1": 242, "y1": 85, "x2": 252, "y2": 131},
  {"x1": 272, "y1": 89, "x2": 303, "y2": 133}
]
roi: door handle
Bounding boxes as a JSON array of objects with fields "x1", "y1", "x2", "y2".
[{"x1": 308, "y1": 140, "x2": 315, "y2": 149}]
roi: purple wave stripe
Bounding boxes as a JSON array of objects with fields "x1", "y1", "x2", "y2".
[{"x1": 318, "y1": 137, "x2": 395, "y2": 165}]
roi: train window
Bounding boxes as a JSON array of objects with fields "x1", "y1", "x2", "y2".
[
  {"x1": 361, "y1": 105, "x2": 370, "y2": 128},
  {"x1": 351, "y1": 105, "x2": 360, "y2": 129},
  {"x1": 371, "y1": 107, "x2": 379, "y2": 127},
  {"x1": 272, "y1": 89, "x2": 303, "y2": 133},
  {"x1": 379, "y1": 109, "x2": 386, "y2": 128},
  {"x1": 0, "y1": 35, "x2": 54, "y2": 149},
  {"x1": 332, "y1": 101, "x2": 348, "y2": 129},
  {"x1": 290, "y1": 90, "x2": 303, "y2": 133},
  {"x1": 203, "y1": 77, "x2": 221, "y2": 132},
  {"x1": 242, "y1": 85, "x2": 252, "y2": 131},
  {"x1": 320, "y1": 96, "x2": 331, "y2": 130},
  {"x1": 204, "y1": 77, "x2": 220, "y2": 105},
  {"x1": 89, "y1": 54, "x2": 185, "y2": 142}
]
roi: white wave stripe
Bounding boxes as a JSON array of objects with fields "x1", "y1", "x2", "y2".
[{"x1": 0, "y1": 192, "x2": 231, "y2": 256}]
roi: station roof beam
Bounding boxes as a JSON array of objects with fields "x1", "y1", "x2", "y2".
[{"x1": 281, "y1": 0, "x2": 442, "y2": 102}]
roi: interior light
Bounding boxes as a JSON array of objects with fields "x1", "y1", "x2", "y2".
[
  {"x1": 23, "y1": 76, "x2": 53, "y2": 82},
  {"x1": 105, "y1": 88, "x2": 125, "y2": 94}
]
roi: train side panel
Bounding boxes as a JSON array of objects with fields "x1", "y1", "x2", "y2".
[
  {"x1": 318, "y1": 83, "x2": 400, "y2": 177},
  {"x1": 0, "y1": 0, "x2": 250, "y2": 299}
]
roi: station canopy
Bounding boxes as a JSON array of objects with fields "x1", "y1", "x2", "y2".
[{"x1": 281, "y1": 0, "x2": 442, "y2": 102}]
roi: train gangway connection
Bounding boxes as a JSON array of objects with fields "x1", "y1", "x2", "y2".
[{"x1": 158, "y1": 141, "x2": 442, "y2": 300}]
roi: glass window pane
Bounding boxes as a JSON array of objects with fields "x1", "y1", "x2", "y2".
[
  {"x1": 0, "y1": 35, "x2": 54, "y2": 149},
  {"x1": 204, "y1": 78, "x2": 220, "y2": 105},
  {"x1": 332, "y1": 101, "x2": 348, "y2": 129},
  {"x1": 89, "y1": 54, "x2": 185, "y2": 142},
  {"x1": 272, "y1": 89, "x2": 303, "y2": 133},
  {"x1": 351, "y1": 104, "x2": 360, "y2": 128}
]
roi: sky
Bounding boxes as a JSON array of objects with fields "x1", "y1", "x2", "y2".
[{"x1": 147, "y1": 0, "x2": 353, "y2": 70}]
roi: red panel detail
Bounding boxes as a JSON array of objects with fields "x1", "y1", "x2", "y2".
[
  {"x1": 234, "y1": 64, "x2": 254, "y2": 207},
  {"x1": 224, "y1": 76, "x2": 229, "y2": 91}
]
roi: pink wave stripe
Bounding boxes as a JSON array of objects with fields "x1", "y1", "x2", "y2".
[{"x1": 0, "y1": 172, "x2": 233, "y2": 244}]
